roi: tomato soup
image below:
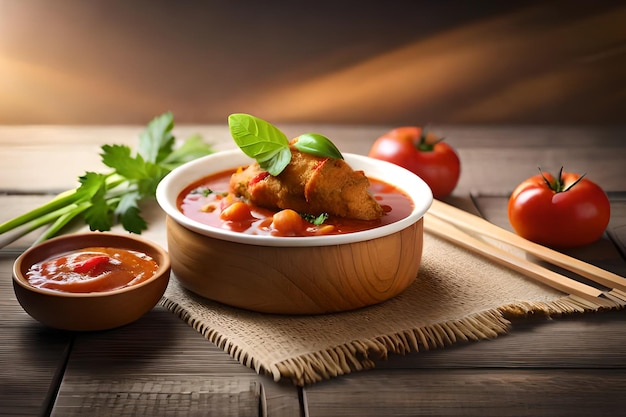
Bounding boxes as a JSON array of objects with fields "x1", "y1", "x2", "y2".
[
  {"x1": 27, "y1": 247, "x2": 159, "y2": 293},
  {"x1": 177, "y1": 168, "x2": 414, "y2": 237}
]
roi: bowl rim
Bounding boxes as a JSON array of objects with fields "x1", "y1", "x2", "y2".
[
  {"x1": 156, "y1": 149, "x2": 433, "y2": 247},
  {"x1": 13, "y1": 232, "x2": 171, "y2": 298}
]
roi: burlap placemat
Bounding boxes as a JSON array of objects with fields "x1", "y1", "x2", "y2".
[{"x1": 160, "y1": 232, "x2": 622, "y2": 386}]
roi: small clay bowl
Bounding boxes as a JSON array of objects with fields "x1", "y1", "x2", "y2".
[
  {"x1": 157, "y1": 150, "x2": 432, "y2": 315},
  {"x1": 13, "y1": 233, "x2": 171, "y2": 331}
]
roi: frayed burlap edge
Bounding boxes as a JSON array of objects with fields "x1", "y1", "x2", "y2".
[{"x1": 160, "y1": 293, "x2": 624, "y2": 386}]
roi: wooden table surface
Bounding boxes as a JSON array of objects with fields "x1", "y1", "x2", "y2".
[{"x1": 1, "y1": 124, "x2": 625, "y2": 416}]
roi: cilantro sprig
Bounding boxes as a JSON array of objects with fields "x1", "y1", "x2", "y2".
[
  {"x1": 228, "y1": 113, "x2": 343, "y2": 176},
  {"x1": 0, "y1": 112, "x2": 213, "y2": 245}
]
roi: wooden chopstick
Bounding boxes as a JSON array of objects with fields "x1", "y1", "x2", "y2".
[
  {"x1": 428, "y1": 199, "x2": 626, "y2": 293},
  {"x1": 423, "y1": 213, "x2": 609, "y2": 304}
]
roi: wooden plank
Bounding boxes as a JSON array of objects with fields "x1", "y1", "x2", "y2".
[
  {"x1": 441, "y1": 126, "x2": 626, "y2": 195},
  {"x1": 455, "y1": 147, "x2": 626, "y2": 195},
  {"x1": 53, "y1": 376, "x2": 262, "y2": 417},
  {"x1": 52, "y1": 306, "x2": 302, "y2": 417},
  {"x1": 304, "y1": 369, "x2": 626, "y2": 417},
  {"x1": 0, "y1": 256, "x2": 72, "y2": 417},
  {"x1": 377, "y1": 312, "x2": 626, "y2": 370},
  {"x1": 2, "y1": 125, "x2": 625, "y2": 194}
]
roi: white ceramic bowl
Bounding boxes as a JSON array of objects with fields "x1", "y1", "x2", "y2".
[{"x1": 157, "y1": 149, "x2": 432, "y2": 314}]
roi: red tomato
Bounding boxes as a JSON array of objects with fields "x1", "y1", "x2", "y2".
[
  {"x1": 368, "y1": 127, "x2": 460, "y2": 198},
  {"x1": 508, "y1": 169, "x2": 610, "y2": 248}
]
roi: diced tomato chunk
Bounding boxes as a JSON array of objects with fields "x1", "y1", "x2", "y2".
[
  {"x1": 72, "y1": 255, "x2": 110, "y2": 274},
  {"x1": 271, "y1": 209, "x2": 308, "y2": 236},
  {"x1": 220, "y1": 201, "x2": 254, "y2": 223},
  {"x1": 249, "y1": 171, "x2": 270, "y2": 186}
]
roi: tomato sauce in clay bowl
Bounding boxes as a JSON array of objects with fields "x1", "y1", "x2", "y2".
[
  {"x1": 26, "y1": 247, "x2": 159, "y2": 293},
  {"x1": 13, "y1": 233, "x2": 171, "y2": 331},
  {"x1": 157, "y1": 150, "x2": 433, "y2": 315}
]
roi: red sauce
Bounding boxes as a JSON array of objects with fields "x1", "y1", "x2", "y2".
[
  {"x1": 26, "y1": 247, "x2": 159, "y2": 293},
  {"x1": 177, "y1": 168, "x2": 414, "y2": 237}
]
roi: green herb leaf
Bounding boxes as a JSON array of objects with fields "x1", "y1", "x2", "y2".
[
  {"x1": 138, "y1": 112, "x2": 175, "y2": 163},
  {"x1": 136, "y1": 163, "x2": 167, "y2": 196},
  {"x1": 81, "y1": 173, "x2": 113, "y2": 231},
  {"x1": 0, "y1": 111, "x2": 215, "y2": 245},
  {"x1": 116, "y1": 192, "x2": 148, "y2": 234},
  {"x1": 161, "y1": 134, "x2": 214, "y2": 169},
  {"x1": 294, "y1": 133, "x2": 343, "y2": 160},
  {"x1": 77, "y1": 172, "x2": 109, "y2": 200},
  {"x1": 84, "y1": 199, "x2": 113, "y2": 231},
  {"x1": 228, "y1": 113, "x2": 292, "y2": 176},
  {"x1": 101, "y1": 145, "x2": 148, "y2": 180},
  {"x1": 301, "y1": 212, "x2": 329, "y2": 225}
]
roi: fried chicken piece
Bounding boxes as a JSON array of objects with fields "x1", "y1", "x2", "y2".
[{"x1": 230, "y1": 148, "x2": 383, "y2": 220}]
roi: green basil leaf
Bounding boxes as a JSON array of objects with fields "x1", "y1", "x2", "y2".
[
  {"x1": 258, "y1": 146, "x2": 292, "y2": 176},
  {"x1": 293, "y1": 133, "x2": 343, "y2": 160},
  {"x1": 228, "y1": 113, "x2": 292, "y2": 176}
]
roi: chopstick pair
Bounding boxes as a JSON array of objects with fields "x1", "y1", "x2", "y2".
[{"x1": 424, "y1": 199, "x2": 626, "y2": 307}]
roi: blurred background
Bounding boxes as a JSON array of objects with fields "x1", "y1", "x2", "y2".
[{"x1": 1, "y1": 0, "x2": 624, "y2": 126}]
